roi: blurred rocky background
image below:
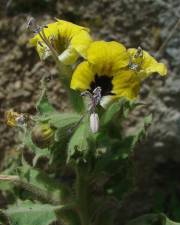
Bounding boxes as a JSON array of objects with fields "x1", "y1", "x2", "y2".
[{"x1": 0, "y1": 0, "x2": 180, "y2": 223}]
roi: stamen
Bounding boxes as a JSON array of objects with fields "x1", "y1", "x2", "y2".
[
  {"x1": 92, "y1": 87, "x2": 102, "y2": 106},
  {"x1": 128, "y1": 46, "x2": 143, "y2": 71},
  {"x1": 16, "y1": 114, "x2": 26, "y2": 126},
  {"x1": 81, "y1": 86, "x2": 102, "y2": 111},
  {"x1": 27, "y1": 17, "x2": 59, "y2": 62},
  {"x1": 135, "y1": 46, "x2": 143, "y2": 58},
  {"x1": 38, "y1": 41, "x2": 43, "y2": 47},
  {"x1": 27, "y1": 17, "x2": 42, "y2": 34},
  {"x1": 128, "y1": 63, "x2": 140, "y2": 71},
  {"x1": 70, "y1": 88, "x2": 102, "y2": 134}
]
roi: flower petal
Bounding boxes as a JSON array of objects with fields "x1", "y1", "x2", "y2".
[
  {"x1": 71, "y1": 61, "x2": 95, "y2": 91},
  {"x1": 112, "y1": 69, "x2": 140, "y2": 99},
  {"x1": 87, "y1": 41, "x2": 129, "y2": 76},
  {"x1": 58, "y1": 47, "x2": 79, "y2": 65},
  {"x1": 71, "y1": 30, "x2": 92, "y2": 58},
  {"x1": 56, "y1": 19, "x2": 90, "y2": 39},
  {"x1": 100, "y1": 95, "x2": 116, "y2": 108},
  {"x1": 128, "y1": 48, "x2": 167, "y2": 78}
]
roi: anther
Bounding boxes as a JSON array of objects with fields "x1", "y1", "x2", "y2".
[
  {"x1": 27, "y1": 17, "x2": 42, "y2": 34},
  {"x1": 135, "y1": 46, "x2": 143, "y2": 58}
]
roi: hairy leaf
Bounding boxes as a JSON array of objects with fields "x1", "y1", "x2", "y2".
[
  {"x1": 100, "y1": 101, "x2": 120, "y2": 126},
  {"x1": 17, "y1": 166, "x2": 70, "y2": 204},
  {"x1": 68, "y1": 89, "x2": 85, "y2": 113},
  {"x1": 2, "y1": 201, "x2": 58, "y2": 225},
  {"x1": 67, "y1": 117, "x2": 91, "y2": 161},
  {"x1": 36, "y1": 89, "x2": 56, "y2": 115},
  {"x1": 131, "y1": 114, "x2": 152, "y2": 147},
  {"x1": 49, "y1": 112, "x2": 81, "y2": 129},
  {"x1": 100, "y1": 99, "x2": 143, "y2": 126}
]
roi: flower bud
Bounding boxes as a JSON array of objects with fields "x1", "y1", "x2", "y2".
[
  {"x1": 31, "y1": 123, "x2": 55, "y2": 148},
  {"x1": 90, "y1": 113, "x2": 99, "y2": 133}
]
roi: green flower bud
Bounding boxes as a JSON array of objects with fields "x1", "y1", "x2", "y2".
[{"x1": 31, "y1": 123, "x2": 55, "y2": 148}]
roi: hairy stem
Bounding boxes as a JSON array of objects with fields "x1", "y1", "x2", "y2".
[{"x1": 75, "y1": 166, "x2": 91, "y2": 225}]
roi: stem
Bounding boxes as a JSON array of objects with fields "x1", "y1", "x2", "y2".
[
  {"x1": 156, "y1": 18, "x2": 180, "y2": 57},
  {"x1": 75, "y1": 166, "x2": 91, "y2": 225}
]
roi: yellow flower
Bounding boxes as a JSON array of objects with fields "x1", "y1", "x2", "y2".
[
  {"x1": 5, "y1": 110, "x2": 25, "y2": 127},
  {"x1": 71, "y1": 42, "x2": 167, "y2": 106},
  {"x1": 71, "y1": 41, "x2": 132, "y2": 107},
  {"x1": 29, "y1": 19, "x2": 92, "y2": 65},
  {"x1": 112, "y1": 47, "x2": 167, "y2": 100}
]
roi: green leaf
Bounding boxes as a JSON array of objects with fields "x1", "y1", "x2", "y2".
[
  {"x1": 2, "y1": 201, "x2": 58, "y2": 225},
  {"x1": 67, "y1": 117, "x2": 91, "y2": 161},
  {"x1": 49, "y1": 112, "x2": 81, "y2": 129},
  {"x1": 166, "y1": 216, "x2": 180, "y2": 225},
  {"x1": 100, "y1": 98, "x2": 143, "y2": 126},
  {"x1": 119, "y1": 98, "x2": 144, "y2": 118},
  {"x1": 0, "y1": 182, "x2": 13, "y2": 192},
  {"x1": 17, "y1": 166, "x2": 70, "y2": 203},
  {"x1": 144, "y1": 114, "x2": 152, "y2": 126},
  {"x1": 68, "y1": 89, "x2": 85, "y2": 113},
  {"x1": 126, "y1": 213, "x2": 180, "y2": 225},
  {"x1": 101, "y1": 101, "x2": 120, "y2": 126},
  {"x1": 36, "y1": 89, "x2": 56, "y2": 115},
  {"x1": 48, "y1": 112, "x2": 81, "y2": 144},
  {"x1": 131, "y1": 114, "x2": 152, "y2": 148}
]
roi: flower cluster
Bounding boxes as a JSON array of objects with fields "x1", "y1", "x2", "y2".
[{"x1": 30, "y1": 19, "x2": 167, "y2": 107}]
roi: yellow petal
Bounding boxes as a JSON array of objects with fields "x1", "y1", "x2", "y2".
[
  {"x1": 58, "y1": 47, "x2": 79, "y2": 65},
  {"x1": 71, "y1": 30, "x2": 92, "y2": 58},
  {"x1": 57, "y1": 20, "x2": 92, "y2": 62},
  {"x1": 71, "y1": 61, "x2": 95, "y2": 91},
  {"x1": 112, "y1": 69, "x2": 140, "y2": 99},
  {"x1": 56, "y1": 19, "x2": 90, "y2": 39},
  {"x1": 142, "y1": 50, "x2": 167, "y2": 76},
  {"x1": 128, "y1": 48, "x2": 167, "y2": 78},
  {"x1": 87, "y1": 41, "x2": 129, "y2": 76}
]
